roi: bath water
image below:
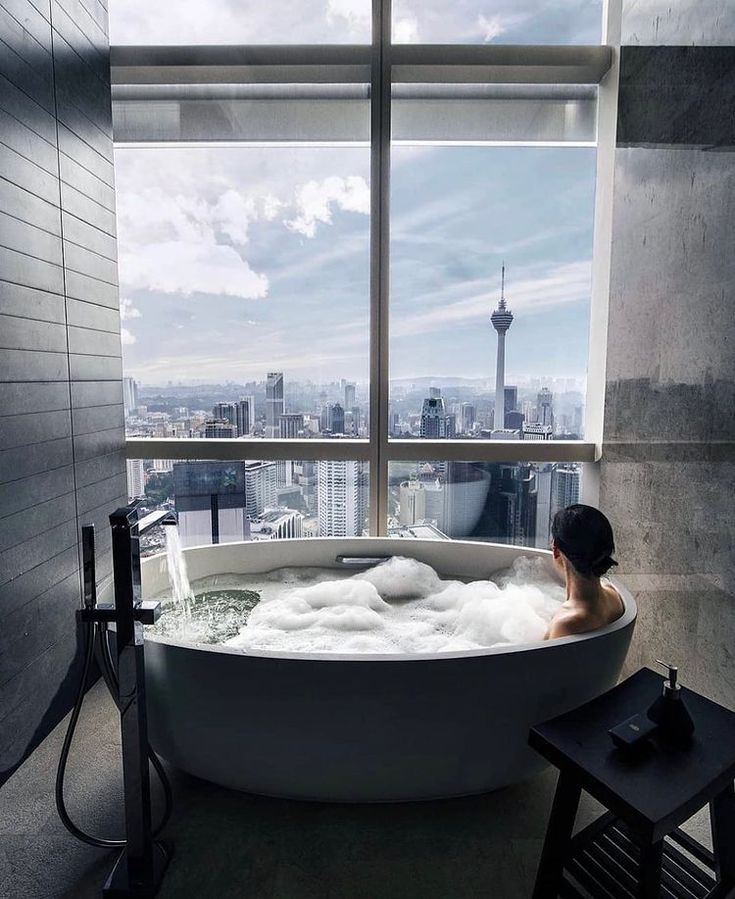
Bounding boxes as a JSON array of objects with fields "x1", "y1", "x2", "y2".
[
  {"x1": 164, "y1": 526, "x2": 193, "y2": 619},
  {"x1": 153, "y1": 555, "x2": 565, "y2": 653}
]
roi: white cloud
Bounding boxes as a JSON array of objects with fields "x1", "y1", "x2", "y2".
[
  {"x1": 119, "y1": 241, "x2": 269, "y2": 299},
  {"x1": 477, "y1": 13, "x2": 506, "y2": 41},
  {"x1": 120, "y1": 327, "x2": 137, "y2": 346},
  {"x1": 285, "y1": 175, "x2": 370, "y2": 238},
  {"x1": 393, "y1": 15, "x2": 420, "y2": 41},
  {"x1": 120, "y1": 297, "x2": 141, "y2": 320},
  {"x1": 211, "y1": 190, "x2": 256, "y2": 245},
  {"x1": 327, "y1": 0, "x2": 370, "y2": 35}
]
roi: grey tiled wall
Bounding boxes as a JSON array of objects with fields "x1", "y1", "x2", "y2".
[
  {"x1": 601, "y1": 1, "x2": 735, "y2": 708},
  {"x1": 0, "y1": 0, "x2": 125, "y2": 783}
]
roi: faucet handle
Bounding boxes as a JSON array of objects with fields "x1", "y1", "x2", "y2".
[
  {"x1": 81, "y1": 525, "x2": 97, "y2": 609},
  {"x1": 655, "y1": 659, "x2": 678, "y2": 690}
]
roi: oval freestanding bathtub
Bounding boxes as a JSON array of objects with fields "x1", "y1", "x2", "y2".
[{"x1": 137, "y1": 538, "x2": 636, "y2": 802}]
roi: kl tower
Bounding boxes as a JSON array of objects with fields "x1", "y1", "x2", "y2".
[{"x1": 490, "y1": 263, "x2": 514, "y2": 433}]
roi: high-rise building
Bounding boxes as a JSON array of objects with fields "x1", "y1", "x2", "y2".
[
  {"x1": 460, "y1": 402, "x2": 476, "y2": 434},
  {"x1": 399, "y1": 479, "x2": 426, "y2": 526},
  {"x1": 491, "y1": 265, "x2": 514, "y2": 433},
  {"x1": 505, "y1": 410, "x2": 525, "y2": 431},
  {"x1": 173, "y1": 461, "x2": 248, "y2": 547},
  {"x1": 498, "y1": 463, "x2": 538, "y2": 547},
  {"x1": 344, "y1": 382, "x2": 356, "y2": 410},
  {"x1": 419, "y1": 397, "x2": 455, "y2": 438},
  {"x1": 534, "y1": 463, "x2": 554, "y2": 548},
  {"x1": 317, "y1": 460, "x2": 364, "y2": 536},
  {"x1": 537, "y1": 387, "x2": 554, "y2": 428},
  {"x1": 551, "y1": 465, "x2": 581, "y2": 520},
  {"x1": 265, "y1": 372, "x2": 284, "y2": 438},
  {"x1": 126, "y1": 458, "x2": 145, "y2": 499},
  {"x1": 122, "y1": 377, "x2": 138, "y2": 417},
  {"x1": 213, "y1": 402, "x2": 237, "y2": 428},
  {"x1": 389, "y1": 408, "x2": 400, "y2": 436},
  {"x1": 204, "y1": 419, "x2": 236, "y2": 438},
  {"x1": 320, "y1": 403, "x2": 345, "y2": 435},
  {"x1": 250, "y1": 509, "x2": 304, "y2": 541},
  {"x1": 429, "y1": 386, "x2": 441, "y2": 399},
  {"x1": 504, "y1": 385, "x2": 518, "y2": 416},
  {"x1": 523, "y1": 422, "x2": 553, "y2": 440},
  {"x1": 279, "y1": 413, "x2": 304, "y2": 438},
  {"x1": 236, "y1": 396, "x2": 255, "y2": 437},
  {"x1": 244, "y1": 461, "x2": 278, "y2": 517}
]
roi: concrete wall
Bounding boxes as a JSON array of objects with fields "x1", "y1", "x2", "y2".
[
  {"x1": 601, "y1": 3, "x2": 735, "y2": 707},
  {"x1": 0, "y1": 0, "x2": 125, "y2": 783}
]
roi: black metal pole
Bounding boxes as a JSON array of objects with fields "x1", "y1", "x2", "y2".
[{"x1": 103, "y1": 504, "x2": 169, "y2": 898}]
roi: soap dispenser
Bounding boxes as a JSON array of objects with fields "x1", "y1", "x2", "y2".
[{"x1": 647, "y1": 659, "x2": 695, "y2": 746}]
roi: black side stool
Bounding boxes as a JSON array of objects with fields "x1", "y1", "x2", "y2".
[{"x1": 529, "y1": 668, "x2": 735, "y2": 898}]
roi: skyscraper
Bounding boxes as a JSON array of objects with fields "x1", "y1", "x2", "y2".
[
  {"x1": 537, "y1": 387, "x2": 554, "y2": 428},
  {"x1": 122, "y1": 377, "x2": 138, "y2": 417},
  {"x1": 420, "y1": 397, "x2": 455, "y2": 438},
  {"x1": 279, "y1": 413, "x2": 304, "y2": 438},
  {"x1": 551, "y1": 465, "x2": 581, "y2": 519},
  {"x1": 173, "y1": 461, "x2": 248, "y2": 547},
  {"x1": 317, "y1": 460, "x2": 364, "y2": 537},
  {"x1": 236, "y1": 396, "x2": 255, "y2": 437},
  {"x1": 320, "y1": 403, "x2": 345, "y2": 435},
  {"x1": 204, "y1": 419, "x2": 236, "y2": 438},
  {"x1": 244, "y1": 461, "x2": 278, "y2": 517},
  {"x1": 265, "y1": 372, "x2": 284, "y2": 439},
  {"x1": 460, "y1": 402, "x2": 476, "y2": 434},
  {"x1": 504, "y1": 385, "x2": 518, "y2": 417},
  {"x1": 126, "y1": 458, "x2": 144, "y2": 499},
  {"x1": 491, "y1": 264, "x2": 514, "y2": 433},
  {"x1": 213, "y1": 402, "x2": 236, "y2": 428},
  {"x1": 344, "y1": 382, "x2": 356, "y2": 410}
]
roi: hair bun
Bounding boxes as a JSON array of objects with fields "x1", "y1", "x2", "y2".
[{"x1": 591, "y1": 556, "x2": 618, "y2": 577}]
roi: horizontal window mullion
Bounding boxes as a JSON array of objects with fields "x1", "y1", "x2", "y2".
[
  {"x1": 385, "y1": 440, "x2": 597, "y2": 463},
  {"x1": 125, "y1": 437, "x2": 371, "y2": 462}
]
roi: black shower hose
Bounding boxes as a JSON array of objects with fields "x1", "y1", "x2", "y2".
[{"x1": 55, "y1": 619, "x2": 173, "y2": 849}]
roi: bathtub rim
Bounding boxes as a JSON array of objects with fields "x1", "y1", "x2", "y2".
[{"x1": 138, "y1": 538, "x2": 637, "y2": 663}]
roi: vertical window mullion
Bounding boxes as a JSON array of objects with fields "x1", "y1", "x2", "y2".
[{"x1": 368, "y1": 0, "x2": 391, "y2": 536}]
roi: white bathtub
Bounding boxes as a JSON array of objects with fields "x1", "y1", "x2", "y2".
[{"x1": 137, "y1": 538, "x2": 636, "y2": 802}]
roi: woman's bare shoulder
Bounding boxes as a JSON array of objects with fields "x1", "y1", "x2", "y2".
[{"x1": 545, "y1": 609, "x2": 594, "y2": 640}]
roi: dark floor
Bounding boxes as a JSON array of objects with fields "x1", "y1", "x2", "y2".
[{"x1": 0, "y1": 681, "x2": 717, "y2": 899}]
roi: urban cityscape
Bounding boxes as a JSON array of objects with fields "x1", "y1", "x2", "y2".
[{"x1": 126, "y1": 269, "x2": 583, "y2": 553}]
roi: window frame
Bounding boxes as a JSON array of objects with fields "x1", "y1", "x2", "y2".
[{"x1": 114, "y1": 0, "x2": 619, "y2": 536}]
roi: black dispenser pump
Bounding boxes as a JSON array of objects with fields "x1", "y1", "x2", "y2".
[{"x1": 647, "y1": 659, "x2": 695, "y2": 746}]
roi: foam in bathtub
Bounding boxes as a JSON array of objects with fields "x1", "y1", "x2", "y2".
[
  {"x1": 353, "y1": 555, "x2": 443, "y2": 599},
  {"x1": 220, "y1": 556, "x2": 565, "y2": 654}
]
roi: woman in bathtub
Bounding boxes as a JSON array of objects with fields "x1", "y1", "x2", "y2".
[{"x1": 545, "y1": 504, "x2": 624, "y2": 639}]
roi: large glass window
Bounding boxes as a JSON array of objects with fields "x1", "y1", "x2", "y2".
[
  {"x1": 110, "y1": 0, "x2": 371, "y2": 45},
  {"x1": 112, "y1": 0, "x2": 607, "y2": 540},
  {"x1": 389, "y1": 145, "x2": 595, "y2": 440},
  {"x1": 128, "y1": 458, "x2": 370, "y2": 553},
  {"x1": 388, "y1": 460, "x2": 582, "y2": 547},
  {"x1": 116, "y1": 146, "x2": 370, "y2": 437},
  {"x1": 391, "y1": 0, "x2": 603, "y2": 44}
]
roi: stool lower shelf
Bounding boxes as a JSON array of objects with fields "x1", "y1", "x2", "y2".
[{"x1": 560, "y1": 812, "x2": 720, "y2": 899}]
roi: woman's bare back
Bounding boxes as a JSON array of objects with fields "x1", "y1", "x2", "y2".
[{"x1": 545, "y1": 582, "x2": 624, "y2": 640}]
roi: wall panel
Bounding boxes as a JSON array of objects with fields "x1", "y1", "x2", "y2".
[{"x1": 0, "y1": 0, "x2": 125, "y2": 784}]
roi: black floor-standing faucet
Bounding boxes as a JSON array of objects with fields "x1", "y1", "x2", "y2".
[{"x1": 79, "y1": 501, "x2": 177, "y2": 898}]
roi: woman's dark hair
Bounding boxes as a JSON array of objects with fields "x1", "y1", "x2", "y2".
[{"x1": 551, "y1": 504, "x2": 618, "y2": 578}]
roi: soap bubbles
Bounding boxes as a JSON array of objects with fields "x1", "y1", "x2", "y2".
[
  {"x1": 220, "y1": 556, "x2": 565, "y2": 654},
  {"x1": 155, "y1": 555, "x2": 565, "y2": 654}
]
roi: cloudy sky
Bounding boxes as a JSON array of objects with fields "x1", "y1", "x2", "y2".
[
  {"x1": 111, "y1": 1, "x2": 601, "y2": 387},
  {"x1": 109, "y1": 0, "x2": 603, "y2": 45}
]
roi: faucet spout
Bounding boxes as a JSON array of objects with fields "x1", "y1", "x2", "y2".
[{"x1": 137, "y1": 509, "x2": 178, "y2": 536}]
